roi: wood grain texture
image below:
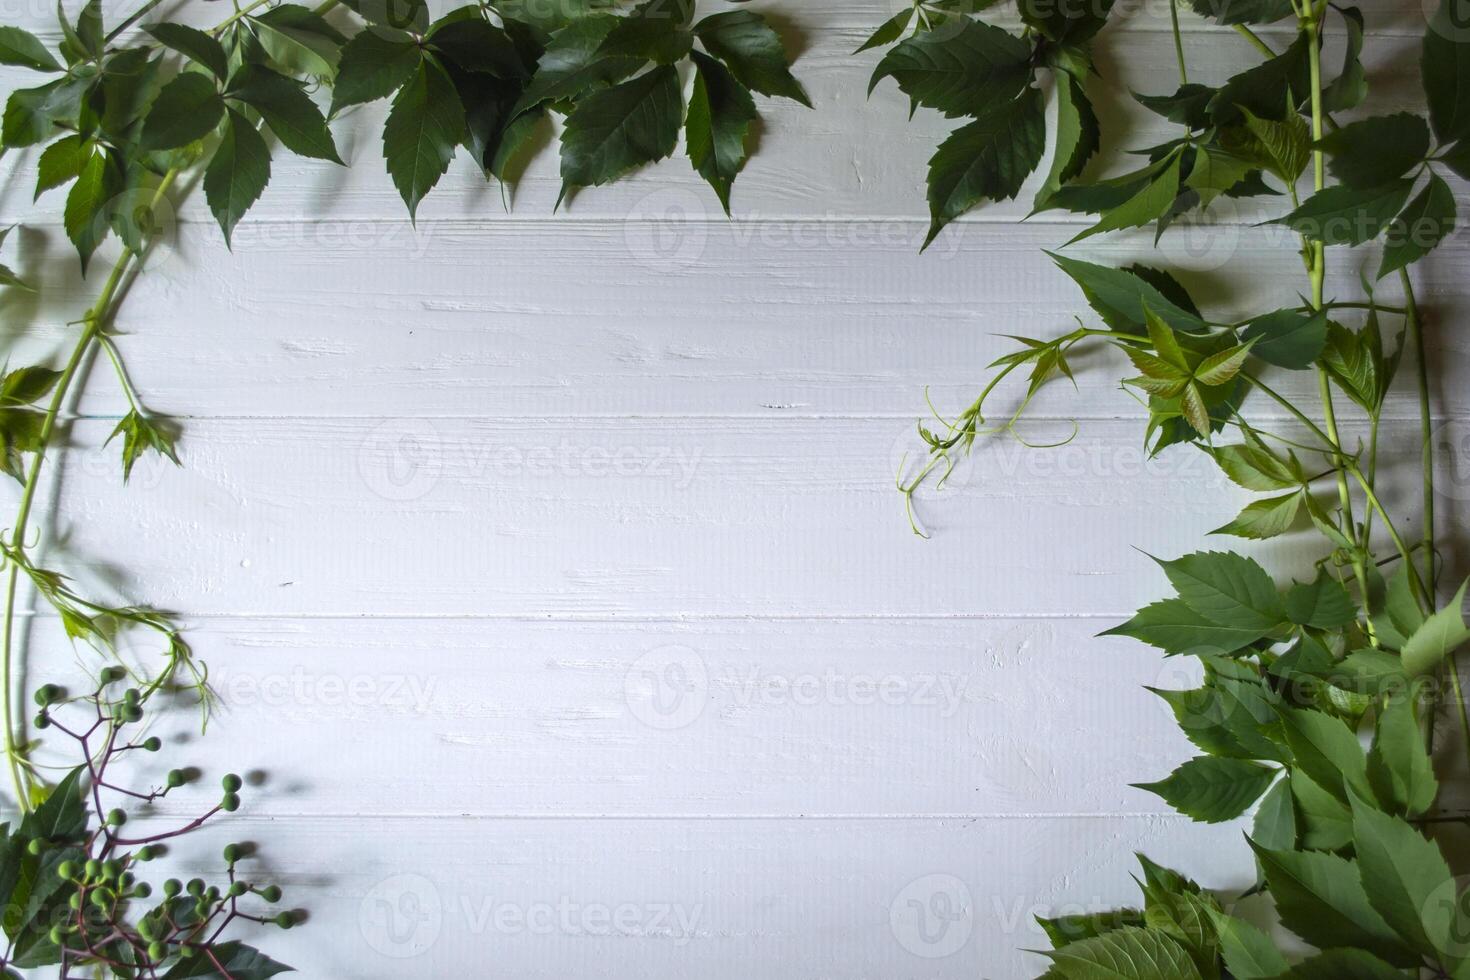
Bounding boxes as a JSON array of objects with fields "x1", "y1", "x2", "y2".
[{"x1": 0, "y1": 2, "x2": 1458, "y2": 976}]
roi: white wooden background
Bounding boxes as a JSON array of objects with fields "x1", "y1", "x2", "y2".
[{"x1": 1, "y1": 1, "x2": 1467, "y2": 976}]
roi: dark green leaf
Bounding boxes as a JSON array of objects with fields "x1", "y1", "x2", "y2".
[
  {"x1": 559, "y1": 63, "x2": 681, "y2": 192},
  {"x1": 382, "y1": 56, "x2": 465, "y2": 217},
  {"x1": 1322, "y1": 6, "x2": 1366, "y2": 112},
  {"x1": 428, "y1": 16, "x2": 529, "y2": 78},
  {"x1": 1424, "y1": 0, "x2": 1470, "y2": 143},
  {"x1": 160, "y1": 941, "x2": 292, "y2": 979},
  {"x1": 147, "y1": 23, "x2": 229, "y2": 79},
  {"x1": 18, "y1": 768, "x2": 86, "y2": 840},
  {"x1": 1045, "y1": 926, "x2": 1203, "y2": 979},
  {"x1": 1133, "y1": 756, "x2": 1276, "y2": 822},
  {"x1": 1251, "y1": 777, "x2": 1296, "y2": 853},
  {"x1": 1187, "y1": 0, "x2": 1293, "y2": 25},
  {"x1": 1316, "y1": 113, "x2": 1429, "y2": 188},
  {"x1": 140, "y1": 71, "x2": 223, "y2": 150},
  {"x1": 1240, "y1": 308, "x2": 1326, "y2": 369},
  {"x1": 1050, "y1": 255, "x2": 1207, "y2": 333},
  {"x1": 597, "y1": 0, "x2": 693, "y2": 63},
  {"x1": 1104, "y1": 598, "x2": 1269, "y2": 655},
  {"x1": 686, "y1": 51, "x2": 755, "y2": 214},
  {"x1": 330, "y1": 29, "x2": 420, "y2": 115},
  {"x1": 1158, "y1": 550, "x2": 1284, "y2": 631},
  {"x1": 854, "y1": 8, "x2": 913, "y2": 54},
  {"x1": 0, "y1": 367, "x2": 61, "y2": 406},
  {"x1": 249, "y1": 3, "x2": 347, "y2": 78},
  {"x1": 228, "y1": 65, "x2": 342, "y2": 163},
  {"x1": 1208, "y1": 33, "x2": 1310, "y2": 123},
  {"x1": 1292, "y1": 769, "x2": 1354, "y2": 850},
  {"x1": 1038, "y1": 909, "x2": 1145, "y2": 949},
  {"x1": 513, "y1": 15, "x2": 640, "y2": 115},
  {"x1": 1274, "y1": 179, "x2": 1415, "y2": 246},
  {"x1": 1285, "y1": 949, "x2": 1409, "y2": 980},
  {"x1": 924, "y1": 88, "x2": 1044, "y2": 246},
  {"x1": 2, "y1": 73, "x2": 92, "y2": 148},
  {"x1": 63, "y1": 148, "x2": 119, "y2": 272},
  {"x1": 695, "y1": 10, "x2": 808, "y2": 106},
  {"x1": 1379, "y1": 173, "x2": 1455, "y2": 278},
  {"x1": 1035, "y1": 74, "x2": 1099, "y2": 208},
  {"x1": 34, "y1": 134, "x2": 87, "y2": 198},
  {"x1": 868, "y1": 18, "x2": 1028, "y2": 117},
  {"x1": 204, "y1": 107, "x2": 271, "y2": 245}
]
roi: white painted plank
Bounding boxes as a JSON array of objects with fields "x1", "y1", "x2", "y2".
[
  {"x1": 1, "y1": 221, "x2": 1465, "y2": 419},
  {"x1": 17, "y1": 416, "x2": 1464, "y2": 618},
  {"x1": 24, "y1": 615, "x2": 1211, "y2": 818},
  {"x1": 121, "y1": 812, "x2": 1265, "y2": 980},
  {"x1": 0, "y1": 26, "x2": 1440, "y2": 225}
]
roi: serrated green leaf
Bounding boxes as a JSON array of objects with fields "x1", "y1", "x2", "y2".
[
  {"x1": 1350, "y1": 794, "x2": 1455, "y2": 957},
  {"x1": 1367, "y1": 692, "x2": 1437, "y2": 817},
  {"x1": 1158, "y1": 551, "x2": 1284, "y2": 631},
  {"x1": 1035, "y1": 73, "x2": 1099, "y2": 209},
  {"x1": 1379, "y1": 173, "x2": 1455, "y2": 278},
  {"x1": 512, "y1": 15, "x2": 640, "y2": 117},
  {"x1": 867, "y1": 18, "x2": 1029, "y2": 117},
  {"x1": 1278, "y1": 706, "x2": 1372, "y2": 804},
  {"x1": 1069, "y1": 153, "x2": 1182, "y2": 243},
  {"x1": 329, "y1": 29, "x2": 420, "y2": 114},
  {"x1": 686, "y1": 51, "x2": 754, "y2": 214},
  {"x1": 1050, "y1": 255, "x2": 1207, "y2": 334},
  {"x1": 924, "y1": 88, "x2": 1044, "y2": 246},
  {"x1": 1251, "y1": 776, "x2": 1296, "y2": 854},
  {"x1": 1424, "y1": 0, "x2": 1470, "y2": 143},
  {"x1": 63, "y1": 148, "x2": 119, "y2": 273},
  {"x1": 1038, "y1": 909, "x2": 1145, "y2": 949},
  {"x1": 1204, "y1": 909, "x2": 1287, "y2": 979},
  {"x1": 1274, "y1": 179, "x2": 1415, "y2": 246},
  {"x1": 1046, "y1": 926, "x2": 1203, "y2": 980},
  {"x1": 1134, "y1": 756, "x2": 1276, "y2": 822},
  {"x1": 160, "y1": 940, "x2": 292, "y2": 979},
  {"x1": 140, "y1": 71, "x2": 223, "y2": 151},
  {"x1": 1285, "y1": 569, "x2": 1357, "y2": 628},
  {"x1": 1285, "y1": 948, "x2": 1406, "y2": 979},
  {"x1": 1402, "y1": 579, "x2": 1470, "y2": 676},
  {"x1": 1316, "y1": 113, "x2": 1429, "y2": 188},
  {"x1": 854, "y1": 7, "x2": 913, "y2": 54},
  {"x1": 1322, "y1": 6, "x2": 1366, "y2": 112},
  {"x1": 1209, "y1": 443, "x2": 1297, "y2": 491},
  {"x1": 228, "y1": 65, "x2": 342, "y2": 163},
  {"x1": 147, "y1": 23, "x2": 229, "y2": 79},
  {"x1": 0, "y1": 27, "x2": 61, "y2": 72},
  {"x1": 1104, "y1": 598, "x2": 1268, "y2": 655},
  {"x1": 694, "y1": 10, "x2": 807, "y2": 106},
  {"x1": 1208, "y1": 33, "x2": 1310, "y2": 124},
  {"x1": 204, "y1": 107, "x2": 271, "y2": 245},
  {"x1": 1292, "y1": 768, "x2": 1354, "y2": 850},
  {"x1": 34, "y1": 133, "x2": 86, "y2": 198},
  {"x1": 1212, "y1": 491, "x2": 1303, "y2": 540},
  {"x1": 597, "y1": 0, "x2": 693, "y2": 63},
  {"x1": 1241, "y1": 308, "x2": 1327, "y2": 369},
  {"x1": 248, "y1": 3, "x2": 345, "y2": 79},
  {"x1": 382, "y1": 56, "x2": 465, "y2": 217},
  {"x1": 559, "y1": 63, "x2": 681, "y2": 193}
]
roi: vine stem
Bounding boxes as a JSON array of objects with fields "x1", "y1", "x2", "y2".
[
  {"x1": 1169, "y1": 0, "x2": 1188, "y2": 84},
  {"x1": 2, "y1": 169, "x2": 177, "y2": 811}
]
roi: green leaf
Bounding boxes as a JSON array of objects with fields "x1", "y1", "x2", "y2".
[
  {"x1": 1240, "y1": 308, "x2": 1327, "y2": 369},
  {"x1": 1069, "y1": 153, "x2": 1181, "y2": 243},
  {"x1": 1367, "y1": 692, "x2": 1437, "y2": 817},
  {"x1": 1315, "y1": 113, "x2": 1429, "y2": 188},
  {"x1": 1292, "y1": 769, "x2": 1354, "y2": 850},
  {"x1": 1104, "y1": 598, "x2": 1269, "y2": 655},
  {"x1": 339, "y1": 0, "x2": 428, "y2": 32},
  {"x1": 146, "y1": 23, "x2": 228, "y2": 79},
  {"x1": 1136, "y1": 84, "x2": 1215, "y2": 130},
  {"x1": 512, "y1": 15, "x2": 640, "y2": 116},
  {"x1": 34, "y1": 134, "x2": 87, "y2": 199},
  {"x1": 1158, "y1": 551, "x2": 1284, "y2": 631},
  {"x1": 1249, "y1": 842, "x2": 1413, "y2": 964},
  {"x1": 1275, "y1": 179, "x2": 1416, "y2": 246},
  {"x1": 2, "y1": 73, "x2": 91, "y2": 147},
  {"x1": 228, "y1": 65, "x2": 342, "y2": 163},
  {"x1": 140, "y1": 71, "x2": 223, "y2": 151},
  {"x1": 1351, "y1": 793, "x2": 1456, "y2": 957},
  {"x1": 1233, "y1": 105, "x2": 1309, "y2": 183},
  {"x1": 1331, "y1": 649, "x2": 1410, "y2": 698},
  {"x1": 1370, "y1": 564, "x2": 1426, "y2": 651},
  {"x1": 1285, "y1": 569, "x2": 1357, "y2": 628},
  {"x1": 1194, "y1": 341, "x2": 1253, "y2": 387},
  {"x1": 1402, "y1": 579, "x2": 1470, "y2": 676},
  {"x1": 160, "y1": 941, "x2": 292, "y2": 979},
  {"x1": 1321, "y1": 6, "x2": 1366, "y2": 112},
  {"x1": 1050, "y1": 255, "x2": 1207, "y2": 334},
  {"x1": 106, "y1": 409, "x2": 180, "y2": 483},
  {"x1": 1204, "y1": 909, "x2": 1288, "y2": 979},
  {"x1": 1251, "y1": 776, "x2": 1296, "y2": 853},
  {"x1": 427, "y1": 16, "x2": 529, "y2": 79},
  {"x1": 1038, "y1": 909, "x2": 1145, "y2": 949},
  {"x1": 63, "y1": 148, "x2": 119, "y2": 273},
  {"x1": 1045, "y1": 926, "x2": 1203, "y2": 979},
  {"x1": 59, "y1": 0, "x2": 101, "y2": 64},
  {"x1": 924, "y1": 89, "x2": 1044, "y2": 246},
  {"x1": 1133, "y1": 756, "x2": 1276, "y2": 822},
  {"x1": 1183, "y1": 146, "x2": 1255, "y2": 208},
  {"x1": 1212, "y1": 492, "x2": 1302, "y2": 540},
  {"x1": 0, "y1": 367, "x2": 60, "y2": 406},
  {"x1": 1209, "y1": 443, "x2": 1297, "y2": 492},
  {"x1": 248, "y1": 3, "x2": 346, "y2": 79},
  {"x1": 329, "y1": 29, "x2": 420, "y2": 114},
  {"x1": 17, "y1": 768, "x2": 86, "y2": 840},
  {"x1": 597, "y1": 0, "x2": 693, "y2": 63},
  {"x1": 383, "y1": 56, "x2": 465, "y2": 218},
  {"x1": 1208, "y1": 33, "x2": 1310, "y2": 123},
  {"x1": 1424, "y1": 0, "x2": 1470, "y2": 143},
  {"x1": 1187, "y1": 0, "x2": 1293, "y2": 25},
  {"x1": 1286, "y1": 949, "x2": 1410, "y2": 979},
  {"x1": 854, "y1": 8, "x2": 912, "y2": 54},
  {"x1": 0, "y1": 27, "x2": 61, "y2": 72},
  {"x1": 1379, "y1": 173, "x2": 1455, "y2": 278},
  {"x1": 1152, "y1": 683, "x2": 1287, "y2": 762},
  {"x1": 867, "y1": 18, "x2": 1029, "y2": 117},
  {"x1": 559, "y1": 63, "x2": 681, "y2": 193},
  {"x1": 694, "y1": 10, "x2": 808, "y2": 106},
  {"x1": 686, "y1": 51, "x2": 755, "y2": 214},
  {"x1": 204, "y1": 107, "x2": 271, "y2": 246},
  {"x1": 1278, "y1": 706, "x2": 1372, "y2": 804},
  {"x1": 1035, "y1": 73, "x2": 1099, "y2": 208}
]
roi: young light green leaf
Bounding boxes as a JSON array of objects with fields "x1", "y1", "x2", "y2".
[
  {"x1": 383, "y1": 56, "x2": 465, "y2": 218},
  {"x1": 1211, "y1": 492, "x2": 1303, "y2": 540},
  {"x1": 1045, "y1": 926, "x2": 1203, "y2": 980},
  {"x1": 106, "y1": 409, "x2": 180, "y2": 484},
  {"x1": 1379, "y1": 173, "x2": 1455, "y2": 279},
  {"x1": 1194, "y1": 341, "x2": 1253, "y2": 387},
  {"x1": 924, "y1": 89, "x2": 1044, "y2": 247},
  {"x1": 1209, "y1": 443, "x2": 1298, "y2": 491},
  {"x1": 686, "y1": 51, "x2": 755, "y2": 214},
  {"x1": 867, "y1": 18, "x2": 1029, "y2": 117},
  {"x1": 204, "y1": 107, "x2": 272, "y2": 246},
  {"x1": 1104, "y1": 598, "x2": 1269, "y2": 655},
  {"x1": 0, "y1": 27, "x2": 61, "y2": 72},
  {"x1": 0, "y1": 367, "x2": 61, "y2": 405},
  {"x1": 694, "y1": 10, "x2": 808, "y2": 106},
  {"x1": 1133, "y1": 756, "x2": 1276, "y2": 822},
  {"x1": 140, "y1": 71, "x2": 224, "y2": 151},
  {"x1": 1368, "y1": 693, "x2": 1437, "y2": 817},
  {"x1": 1401, "y1": 578, "x2": 1470, "y2": 676},
  {"x1": 1068, "y1": 153, "x2": 1181, "y2": 243},
  {"x1": 559, "y1": 64, "x2": 681, "y2": 194}
]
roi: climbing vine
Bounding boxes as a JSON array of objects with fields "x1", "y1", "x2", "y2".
[
  {"x1": 0, "y1": 0, "x2": 805, "y2": 973},
  {"x1": 874, "y1": 0, "x2": 1470, "y2": 973}
]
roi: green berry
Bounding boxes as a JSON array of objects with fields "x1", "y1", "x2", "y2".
[
  {"x1": 223, "y1": 843, "x2": 241, "y2": 863},
  {"x1": 124, "y1": 687, "x2": 140, "y2": 704},
  {"x1": 229, "y1": 881, "x2": 247, "y2": 897},
  {"x1": 25, "y1": 838, "x2": 44, "y2": 856},
  {"x1": 259, "y1": 885, "x2": 282, "y2": 903},
  {"x1": 137, "y1": 846, "x2": 157, "y2": 861},
  {"x1": 133, "y1": 881, "x2": 151, "y2": 899},
  {"x1": 163, "y1": 878, "x2": 182, "y2": 897},
  {"x1": 143, "y1": 736, "x2": 161, "y2": 751},
  {"x1": 221, "y1": 773, "x2": 242, "y2": 792},
  {"x1": 106, "y1": 808, "x2": 126, "y2": 827},
  {"x1": 166, "y1": 769, "x2": 185, "y2": 788},
  {"x1": 84, "y1": 859, "x2": 101, "y2": 879},
  {"x1": 33, "y1": 684, "x2": 58, "y2": 706},
  {"x1": 67, "y1": 892, "x2": 81, "y2": 910},
  {"x1": 57, "y1": 860, "x2": 76, "y2": 879},
  {"x1": 100, "y1": 666, "x2": 126, "y2": 683},
  {"x1": 33, "y1": 712, "x2": 49, "y2": 729},
  {"x1": 103, "y1": 860, "x2": 123, "y2": 880},
  {"x1": 147, "y1": 941, "x2": 167, "y2": 962},
  {"x1": 274, "y1": 911, "x2": 294, "y2": 929},
  {"x1": 90, "y1": 889, "x2": 110, "y2": 909},
  {"x1": 186, "y1": 878, "x2": 204, "y2": 896},
  {"x1": 49, "y1": 925, "x2": 64, "y2": 945},
  {"x1": 220, "y1": 792, "x2": 240, "y2": 812}
]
